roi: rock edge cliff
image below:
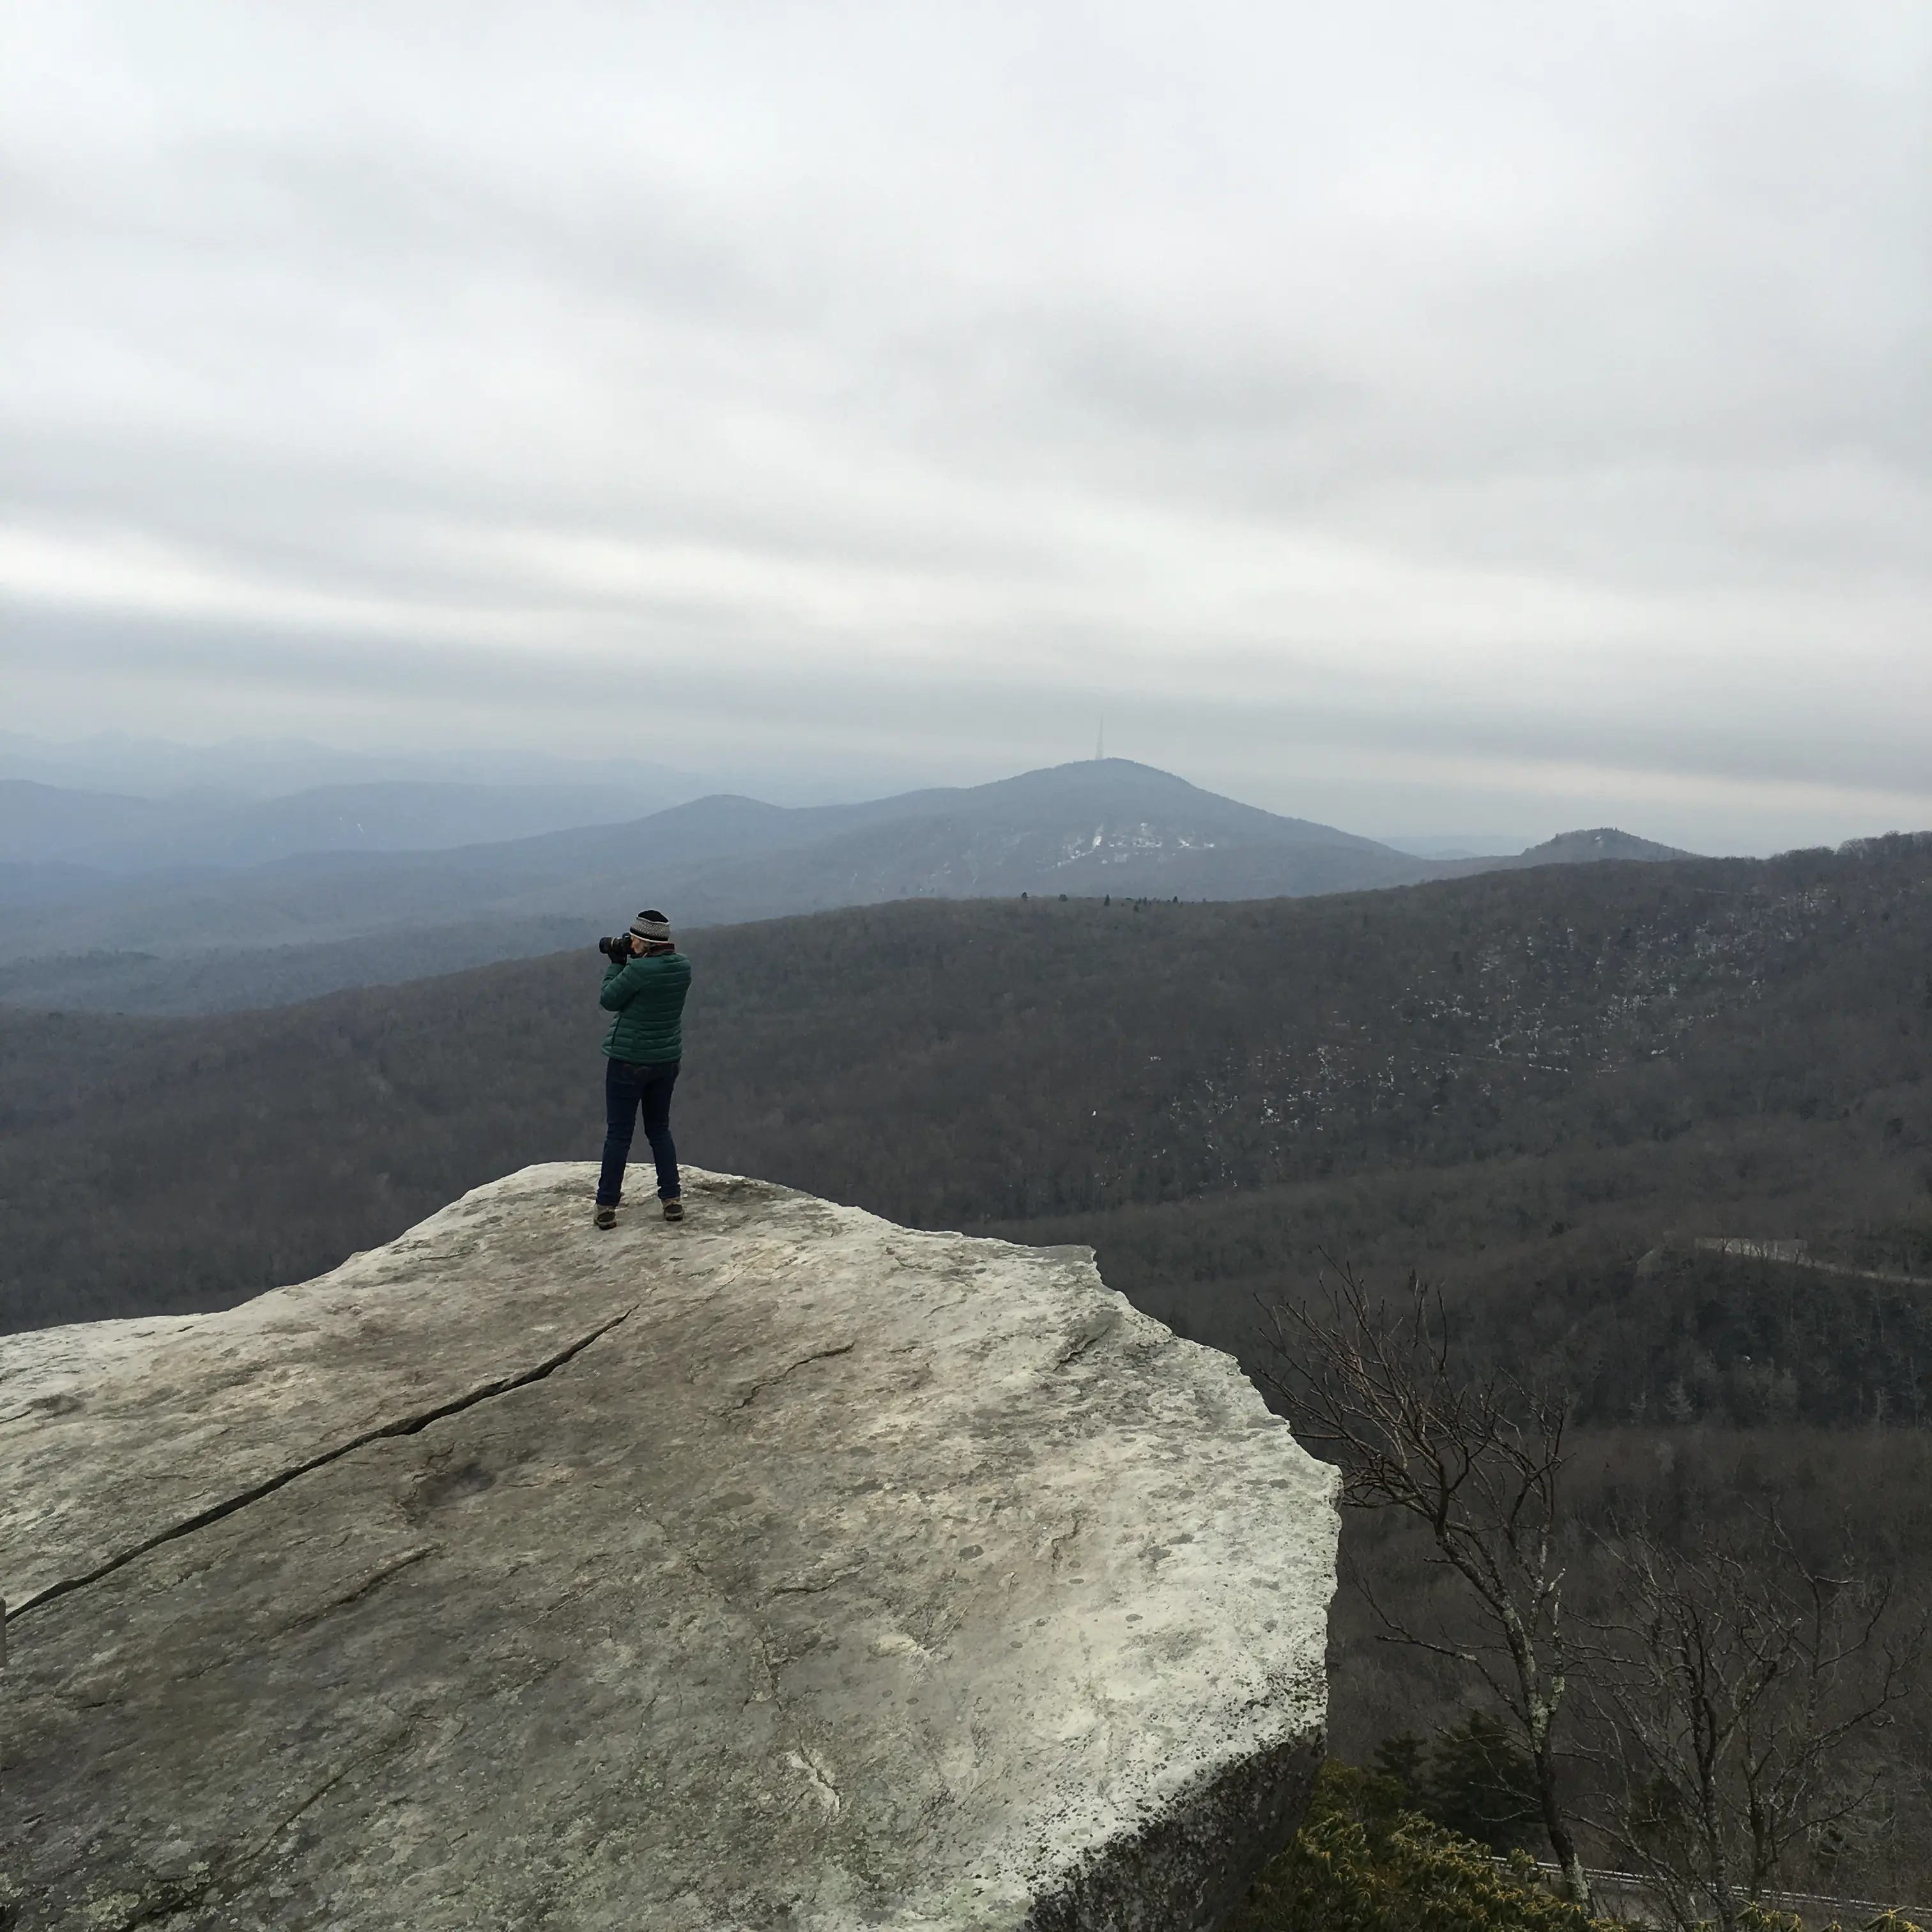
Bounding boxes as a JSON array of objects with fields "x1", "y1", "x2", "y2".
[{"x1": 2, "y1": 1165, "x2": 1337, "y2": 1930}]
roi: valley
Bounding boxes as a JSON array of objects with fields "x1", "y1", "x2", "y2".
[{"x1": 5, "y1": 833, "x2": 1930, "y2": 1902}]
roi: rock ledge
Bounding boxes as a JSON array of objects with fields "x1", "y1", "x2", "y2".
[{"x1": 1, "y1": 1165, "x2": 1336, "y2": 1930}]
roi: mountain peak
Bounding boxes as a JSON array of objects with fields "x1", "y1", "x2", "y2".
[{"x1": 1518, "y1": 827, "x2": 1699, "y2": 865}]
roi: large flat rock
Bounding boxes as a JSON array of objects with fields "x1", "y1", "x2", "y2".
[{"x1": 1, "y1": 1165, "x2": 1336, "y2": 1930}]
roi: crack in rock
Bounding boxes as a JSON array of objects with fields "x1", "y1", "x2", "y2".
[
  {"x1": 733, "y1": 1341, "x2": 856, "y2": 1408},
  {"x1": 279, "y1": 1544, "x2": 440, "y2": 1637},
  {"x1": 1043, "y1": 1514, "x2": 1085, "y2": 1571},
  {"x1": 785, "y1": 1744, "x2": 843, "y2": 1818},
  {"x1": 7, "y1": 1306, "x2": 638, "y2": 1625},
  {"x1": 1051, "y1": 1315, "x2": 1119, "y2": 1370},
  {"x1": 769, "y1": 1563, "x2": 864, "y2": 1597}
]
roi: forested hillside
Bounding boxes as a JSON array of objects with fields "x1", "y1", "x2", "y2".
[
  {"x1": 5, "y1": 833, "x2": 1928, "y2": 1337},
  {"x1": 7, "y1": 832, "x2": 1932, "y2": 1902}
]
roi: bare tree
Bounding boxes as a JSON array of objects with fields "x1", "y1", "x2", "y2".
[
  {"x1": 1579, "y1": 1518, "x2": 1923, "y2": 1932},
  {"x1": 1256, "y1": 1264, "x2": 1595, "y2": 1912}
]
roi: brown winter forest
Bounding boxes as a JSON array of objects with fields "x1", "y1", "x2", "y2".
[{"x1": 4, "y1": 834, "x2": 1932, "y2": 1902}]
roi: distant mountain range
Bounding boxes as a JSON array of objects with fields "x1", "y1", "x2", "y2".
[
  {"x1": 0, "y1": 777, "x2": 676, "y2": 874},
  {"x1": 0, "y1": 730, "x2": 700, "y2": 802},
  {"x1": 0, "y1": 759, "x2": 1698, "y2": 1015}
]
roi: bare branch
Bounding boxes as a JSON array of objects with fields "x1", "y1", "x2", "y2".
[
  {"x1": 1576, "y1": 1514, "x2": 1925, "y2": 1932},
  {"x1": 1255, "y1": 1260, "x2": 1595, "y2": 1912}
]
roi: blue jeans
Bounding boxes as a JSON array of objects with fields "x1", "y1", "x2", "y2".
[{"x1": 599, "y1": 1057, "x2": 680, "y2": 1206}]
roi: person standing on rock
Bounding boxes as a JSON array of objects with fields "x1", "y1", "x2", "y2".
[{"x1": 595, "y1": 910, "x2": 691, "y2": 1229}]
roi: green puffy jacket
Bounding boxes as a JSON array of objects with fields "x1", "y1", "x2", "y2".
[{"x1": 600, "y1": 951, "x2": 691, "y2": 1063}]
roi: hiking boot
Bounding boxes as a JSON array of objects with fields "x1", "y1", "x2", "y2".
[
  {"x1": 663, "y1": 1197, "x2": 684, "y2": 1223},
  {"x1": 594, "y1": 1204, "x2": 617, "y2": 1230}
]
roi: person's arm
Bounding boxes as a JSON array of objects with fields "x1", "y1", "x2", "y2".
[
  {"x1": 600, "y1": 953, "x2": 643, "y2": 1011},
  {"x1": 601, "y1": 949, "x2": 679, "y2": 1010}
]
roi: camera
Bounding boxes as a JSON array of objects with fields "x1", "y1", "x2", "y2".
[{"x1": 597, "y1": 934, "x2": 634, "y2": 963}]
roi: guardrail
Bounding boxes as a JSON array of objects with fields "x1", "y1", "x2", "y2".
[{"x1": 1501, "y1": 1857, "x2": 1928, "y2": 1928}]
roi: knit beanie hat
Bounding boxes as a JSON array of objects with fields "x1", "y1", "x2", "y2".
[{"x1": 629, "y1": 910, "x2": 673, "y2": 945}]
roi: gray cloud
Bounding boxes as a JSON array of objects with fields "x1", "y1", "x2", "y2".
[{"x1": 3, "y1": 0, "x2": 1928, "y2": 852}]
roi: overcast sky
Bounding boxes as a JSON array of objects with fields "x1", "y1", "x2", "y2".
[{"x1": 3, "y1": 3, "x2": 1928, "y2": 850}]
